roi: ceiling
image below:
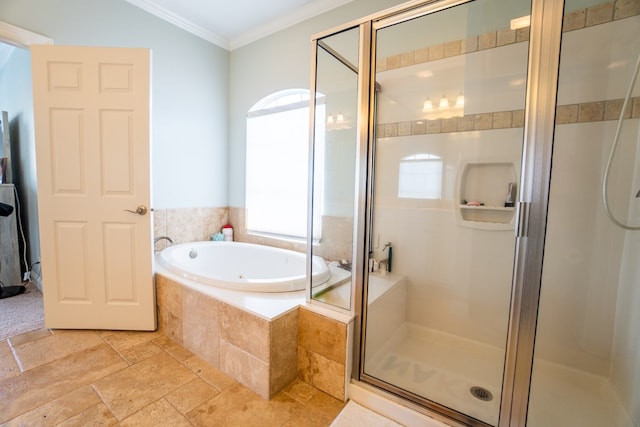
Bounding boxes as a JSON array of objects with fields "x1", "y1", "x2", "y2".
[{"x1": 124, "y1": 0, "x2": 355, "y2": 51}]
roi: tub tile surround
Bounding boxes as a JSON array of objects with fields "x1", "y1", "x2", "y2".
[
  {"x1": 156, "y1": 274, "x2": 352, "y2": 402},
  {"x1": 298, "y1": 307, "x2": 350, "y2": 401},
  {"x1": 153, "y1": 206, "x2": 229, "y2": 249},
  {"x1": 228, "y1": 207, "x2": 354, "y2": 264},
  {"x1": 0, "y1": 328, "x2": 346, "y2": 426}
]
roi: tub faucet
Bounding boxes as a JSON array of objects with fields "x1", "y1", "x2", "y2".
[
  {"x1": 369, "y1": 242, "x2": 393, "y2": 273},
  {"x1": 154, "y1": 236, "x2": 173, "y2": 249},
  {"x1": 383, "y1": 242, "x2": 392, "y2": 273}
]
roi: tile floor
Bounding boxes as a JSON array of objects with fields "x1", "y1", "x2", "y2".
[{"x1": 0, "y1": 328, "x2": 347, "y2": 426}]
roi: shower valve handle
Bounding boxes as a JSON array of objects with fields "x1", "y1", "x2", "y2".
[{"x1": 124, "y1": 205, "x2": 148, "y2": 216}]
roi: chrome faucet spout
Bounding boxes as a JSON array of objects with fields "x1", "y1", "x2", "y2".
[{"x1": 154, "y1": 236, "x2": 173, "y2": 245}]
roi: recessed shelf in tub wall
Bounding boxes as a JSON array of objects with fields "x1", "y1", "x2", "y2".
[{"x1": 455, "y1": 160, "x2": 518, "y2": 231}]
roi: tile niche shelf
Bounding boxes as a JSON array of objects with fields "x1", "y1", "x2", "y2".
[{"x1": 455, "y1": 160, "x2": 518, "y2": 231}]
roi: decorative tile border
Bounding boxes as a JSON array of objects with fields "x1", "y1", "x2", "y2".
[
  {"x1": 377, "y1": 0, "x2": 639, "y2": 74},
  {"x1": 377, "y1": 109, "x2": 525, "y2": 138},
  {"x1": 376, "y1": 25, "x2": 529, "y2": 73},
  {"x1": 377, "y1": 97, "x2": 640, "y2": 138},
  {"x1": 564, "y1": 0, "x2": 640, "y2": 32},
  {"x1": 556, "y1": 97, "x2": 640, "y2": 124}
]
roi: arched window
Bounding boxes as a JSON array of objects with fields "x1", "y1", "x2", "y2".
[
  {"x1": 245, "y1": 89, "x2": 325, "y2": 240},
  {"x1": 398, "y1": 153, "x2": 443, "y2": 200}
]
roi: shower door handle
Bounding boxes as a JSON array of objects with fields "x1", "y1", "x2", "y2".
[
  {"x1": 124, "y1": 205, "x2": 148, "y2": 216},
  {"x1": 515, "y1": 202, "x2": 529, "y2": 238}
]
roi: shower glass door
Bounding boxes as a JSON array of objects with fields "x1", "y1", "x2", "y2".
[
  {"x1": 527, "y1": 1, "x2": 640, "y2": 426},
  {"x1": 361, "y1": 0, "x2": 532, "y2": 425}
]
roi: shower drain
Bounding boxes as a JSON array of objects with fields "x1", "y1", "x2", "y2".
[{"x1": 470, "y1": 386, "x2": 493, "y2": 401}]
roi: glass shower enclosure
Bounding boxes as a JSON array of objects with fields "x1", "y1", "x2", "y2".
[{"x1": 309, "y1": 0, "x2": 640, "y2": 425}]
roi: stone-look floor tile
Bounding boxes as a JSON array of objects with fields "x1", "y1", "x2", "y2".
[
  {"x1": 13, "y1": 330, "x2": 104, "y2": 371},
  {"x1": 98, "y1": 330, "x2": 162, "y2": 353},
  {"x1": 152, "y1": 335, "x2": 194, "y2": 361},
  {"x1": 165, "y1": 377, "x2": 220, "y2": 415},
  {"x1": 7, "y1": 328, "x2": 52, "y2": 347},
  {"x1": 0, "y1": 344, "x2": 127, "y2": 423},
  {"x1": 92, "y1": 351, "x2": 196, "y2": 421},
  {"x1": 187, "y1": 383, "x2": 302, "y2": 427},
  {"x1": 2, "y1": 385, "x2": 101, "y2": 426},
  {"x1": 283, "y1": 406, "x2": 336, "y2": 427},
  {"x1": 0, "y1": 339, "x2": 20, "y2": 381},
  {"x1": 306, "y1": 389, "x2": 348, "y2": 418},
  {"x1": 56, "y1": 402, "x2": 118, "y2": 426},
  {"x1": 115, "y1": 339, "x2": 164, "y2": 365},
  {"x1": 283, "y1": 389, "x2": 346, "y2": 427},
  {"x1": 282, "y1": 378, "x2": 317, "y2": 404},
  {"x1": 183, "y1": 355, "x2": 238, "y2": 391},
  {"x1": 120, "y1": 398, "x2": 192, "y2": 427},
  {"x1": 293, "y1": 392, "x2": 346, "y2": 426}
]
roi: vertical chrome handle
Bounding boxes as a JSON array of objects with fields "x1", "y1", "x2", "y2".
[{"x1": 515, "y1": 202, "x2": 529, "y2": 238}]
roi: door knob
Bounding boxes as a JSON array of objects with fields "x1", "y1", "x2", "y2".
[{"x1": 124, "y1": 205, "x2": 148, "y2": 215}]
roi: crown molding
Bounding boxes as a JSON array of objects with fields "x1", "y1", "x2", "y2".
[
  {"x1": 125, "y1": 0, "x2": 354, "y2": 51},
  {"x1": 230, "y1": 0, "x2": 354, "y2": 50},
  {"x1": 0, "y1": 21, "x2": 53, "y2": 48},
  {"x1": 124, "y1": 0, "x2": 229, "y2": 50}
]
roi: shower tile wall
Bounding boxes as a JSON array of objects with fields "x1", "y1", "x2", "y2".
[
  {"x1": 371, "y1": 0, "x2": 640, "y2": 364},
  {"x1": 537, "y1": 3, "x2": 640, "y2": 421}
]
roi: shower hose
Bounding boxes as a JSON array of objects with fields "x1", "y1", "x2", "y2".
[{"x1": 602, "y1": 49, "x2": 640, "y2": 231}]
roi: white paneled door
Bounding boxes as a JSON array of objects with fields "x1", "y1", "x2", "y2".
[{"x1": 31, "y1": 45, "x2": 154, "y2": 330}]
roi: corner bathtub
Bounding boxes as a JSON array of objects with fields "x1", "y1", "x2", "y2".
[{"x1": 156, "y1": 241, "x2": 330, "y2": 293}]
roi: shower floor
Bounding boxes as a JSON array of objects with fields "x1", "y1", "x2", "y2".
[{"x1": 365, "y1": 322, "x2": 630, "y2": 426}]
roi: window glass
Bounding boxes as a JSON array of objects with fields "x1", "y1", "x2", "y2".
[{"x1": 246, "y1": 89, "x2": 324, "y2": 239}]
